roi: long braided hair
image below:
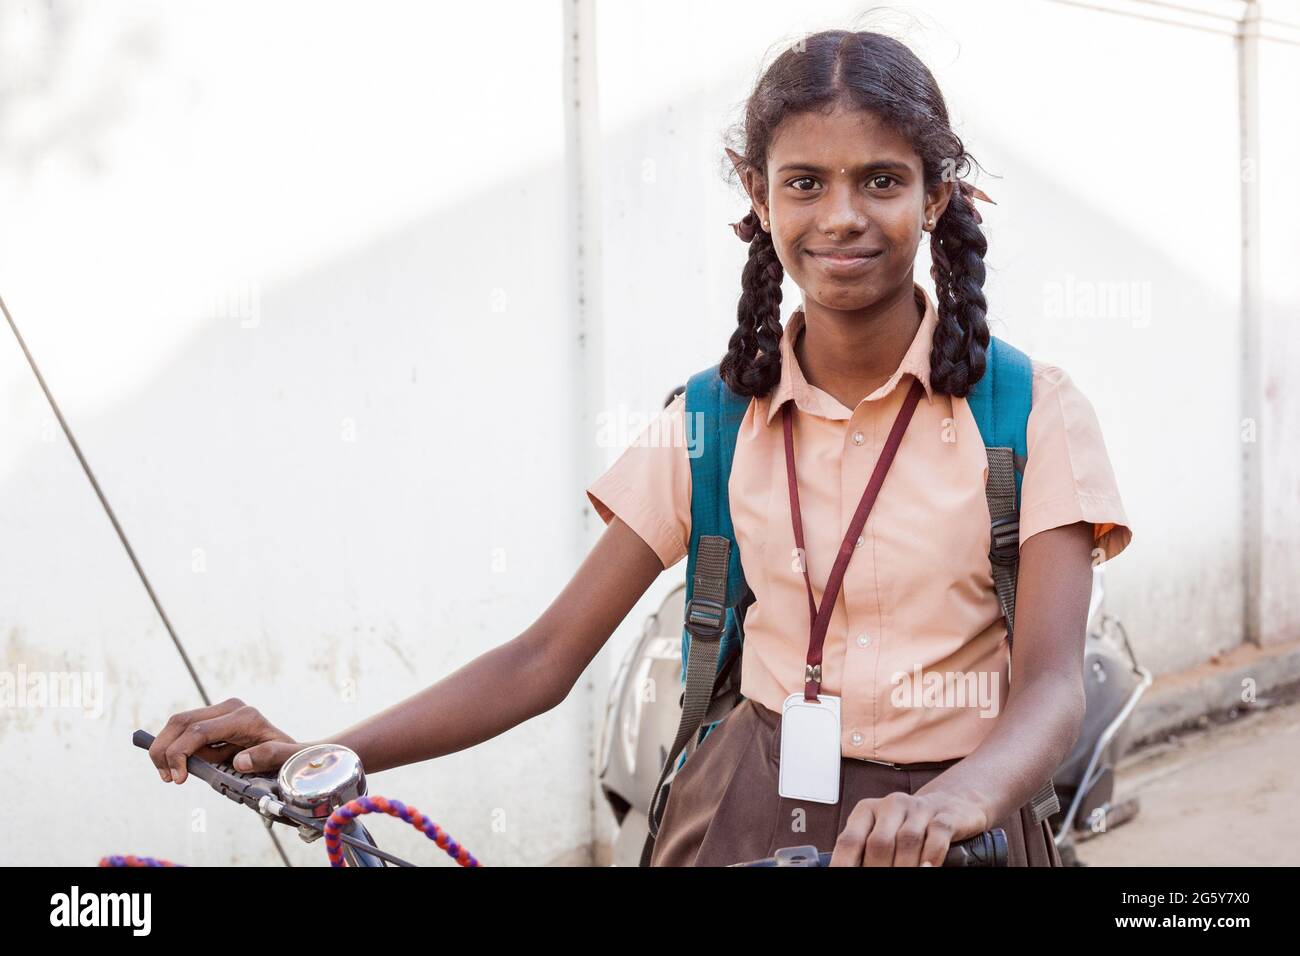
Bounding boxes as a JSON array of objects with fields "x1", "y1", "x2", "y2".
[{"x1": 719, "y1": 29, "x2": 990, "y2": 398}]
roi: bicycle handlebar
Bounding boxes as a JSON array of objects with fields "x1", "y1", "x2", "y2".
[
  {"x1": 133, "y1": 729, "x2": 1001, "y2": 868},
  {"x1": 731, "y1": 827, "x2": 1008, "y2": 867}
]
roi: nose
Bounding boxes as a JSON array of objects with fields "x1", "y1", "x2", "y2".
[{"x1": 818, "y1": 181, "x2": 869, "y2": 238}]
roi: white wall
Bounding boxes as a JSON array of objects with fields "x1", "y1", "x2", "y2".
[
  {"x1": 0, "y1": 0, "x2": 586, "y2": 867},
  {"x1": 1, "y1": 0, "x2": 1296, "y2": 866}
]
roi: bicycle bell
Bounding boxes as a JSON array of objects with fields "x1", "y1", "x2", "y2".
[{"x1": 277, "y1": 744, "x2": 367, "y2": 818}]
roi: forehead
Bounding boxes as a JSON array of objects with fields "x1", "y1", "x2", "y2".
[{"x1": 767, "y1": 106, "x2": 919, "y2": 170}]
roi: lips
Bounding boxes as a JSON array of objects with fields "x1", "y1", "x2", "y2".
[
  {"x1": 808, "y1": 248, "x2": 883, "y2": 275},
  {"x1": 808, "y1": 248, "x2": 884, "y2": 258}
]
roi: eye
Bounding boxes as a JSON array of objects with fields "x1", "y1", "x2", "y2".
[
  {"x1": 789, "y1": 176, "x2": 819, "y2": 191},
  {"x1": 867, "y1": 174, "x2": 900, "y2": 189}
]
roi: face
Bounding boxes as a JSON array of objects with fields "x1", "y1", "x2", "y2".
[{"x1": 730, "y1": 105, "x2": 951, "y2": 314}]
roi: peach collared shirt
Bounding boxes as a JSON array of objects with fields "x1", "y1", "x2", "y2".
[{"x1": 586, "y1": 283, "x2": 1133, "y2": 764}]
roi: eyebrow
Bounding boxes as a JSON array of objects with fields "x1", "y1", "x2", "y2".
[{"x1": 775, "y1": 159, "x2": 914, "y2": 175}]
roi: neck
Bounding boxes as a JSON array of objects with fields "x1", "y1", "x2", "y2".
[{"x1": 794, "y1": 282, "x2": 923, "y2": 409}]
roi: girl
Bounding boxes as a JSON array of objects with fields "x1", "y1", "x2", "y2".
[{"x1": 147, "y1": 29, "x2": 1132, "y2": 867}]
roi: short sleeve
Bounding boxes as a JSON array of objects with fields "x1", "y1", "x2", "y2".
[
  {"x1": 585, "y1": 393, "x2": 692, "y2": 570},
  {"x1": 1019, "y1": 361, "x2": 1133, "y2": 563}
]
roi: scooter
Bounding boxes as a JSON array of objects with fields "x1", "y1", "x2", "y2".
[
  {"x1": 1049, "y1": 576, "x2": 1151, "y2": 864},
  {"x1": 597, "y1": 390, "x2": 1152, "y2": 868}
]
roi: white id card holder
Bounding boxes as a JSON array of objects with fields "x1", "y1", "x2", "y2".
[{"x1": 778, "y1": 692, "x2": 841, "y2": 804}]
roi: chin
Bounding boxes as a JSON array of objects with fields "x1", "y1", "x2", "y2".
[{"x1": 809, "y1": 284, "x2": 883, "y2": 312}]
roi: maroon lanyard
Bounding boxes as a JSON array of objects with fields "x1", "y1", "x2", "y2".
[{"x1": 783, "y1": 377, "x2": 925, "y2": 701}]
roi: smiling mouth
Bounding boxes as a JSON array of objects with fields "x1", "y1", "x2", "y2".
[{"x1": 808, "y1": 249, "x2": 884, "y2": 272}]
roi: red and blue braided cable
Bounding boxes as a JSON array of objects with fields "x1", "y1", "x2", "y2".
[
  {"x1": 99, "y1": 855, "x2": 184, "y2": 867},
  {"x1": 323, "y1": 795, "x2": 481, "y2": 868}
]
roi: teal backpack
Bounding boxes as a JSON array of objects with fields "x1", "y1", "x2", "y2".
[{"x1": 640, "y1": 335, "x2": 1061, "y2": 865}]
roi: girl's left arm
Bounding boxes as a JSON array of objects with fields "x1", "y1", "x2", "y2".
[{"x1": 913, "y1": 518, "x2": 1094, "y2": 827}]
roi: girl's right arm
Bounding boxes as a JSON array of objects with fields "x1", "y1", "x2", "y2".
[{"x1": 148, "y1": 515, "x2": 666, "y2": 784}]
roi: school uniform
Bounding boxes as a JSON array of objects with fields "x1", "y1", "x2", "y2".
[{"x1": 586, "y1": 282, "x2": 1133, "y2": 866}]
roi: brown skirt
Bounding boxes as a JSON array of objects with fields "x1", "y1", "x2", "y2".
[{"x1": 649, "y1": 697, "x2": 1062, "y2": 867}]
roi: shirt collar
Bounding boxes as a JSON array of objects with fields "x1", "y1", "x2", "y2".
[{"x1": 762, "y1": 282, "x2": 938, "y2": 428}]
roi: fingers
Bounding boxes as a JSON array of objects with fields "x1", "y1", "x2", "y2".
[
  {"x1": 148, "y1": 698, "x2": 246, "y2": 782},
  {"x1": 164, "y1": 708, "x2": 263, "y2": 785},
  {"x1": 829, "y1": 801, "x2": 876, "y2": 867},
  {"x1": 232, "y1": 740, "x2": 302, "y2": 773},
  {"x1": 831, "y1": 794, "x2": 948, "y2": 867},
  {"x1": 862, "y1": 797, "x2": 909, "y2": 867},
  {"x1": 192, "y1": 740, "x2": 240, "y2": 765},
  {"x1": 917, "y1": 813, "x2": 957, "y2": 868},
  {"x1": 890, "y1": 810, "x2": 931, "y2": 868},
  {"x1": 150, "y1": 698, "x2": 290, "y2": 786}
]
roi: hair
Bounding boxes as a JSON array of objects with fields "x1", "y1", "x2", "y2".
[{"x1": 719, "y1": 29, "x2": 990, "y2": 398}]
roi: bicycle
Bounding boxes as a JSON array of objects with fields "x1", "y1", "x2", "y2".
[{"x1": 114, "y1": 730, "x2": 1007, "y2": 867}]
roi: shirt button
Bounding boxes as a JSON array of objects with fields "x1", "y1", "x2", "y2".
[
  {"x1": 852, "y1": 431, "x2": 865, "y2": 445},
  {"x1": 857, "y1": 633, "x2": 871, "y2": 647},
  {"x1": 851, "y1": 731, "x2": 863, "y2": 746}
]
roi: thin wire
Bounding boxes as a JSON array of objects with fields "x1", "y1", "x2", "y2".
[
  {"x1": 1, "y1": 292, "x2": 211, "y2": 703},
  {"x1": 1, "y1": 290, "x2": 294, "y2": 867}
]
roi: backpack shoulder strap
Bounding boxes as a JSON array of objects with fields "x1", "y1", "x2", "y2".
[
  {"x1": 682, "y1": 365, "x2": 753, "y2": 736},
  {"x1": 968, "y1": 335, "x2": 1032, "y2": 505},
  {"x1": 640, "y1": 364, "x2": 750, "y2": 865},
  {"x1": 682, "y1": 363, "x2": 751, "y2": 644},
  {"x1": 968, "y1": 335, "x2": 1059, "y2": 825},
  {"x1": 968, "y1": 335, "x2": 1032, "y2": 638}
]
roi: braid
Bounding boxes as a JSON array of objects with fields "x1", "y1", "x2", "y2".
[
  {"x1": 928, "y1": 183, "x2": 991, "y2": 397},
  {"x1": 719, "y1": 208, "x2": 785, "y2": 397}
]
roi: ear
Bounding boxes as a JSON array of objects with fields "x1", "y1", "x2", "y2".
[
  {"x1": 923, "y1": 179, "x2": 955, "y2": 230},
  {"x1": 726, "y1": 147, "x2": 769, "y2": 227}
]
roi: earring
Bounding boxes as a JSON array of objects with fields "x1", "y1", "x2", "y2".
[{"x1": 763, "y1": 219, "x2": 769, "y2": 228}]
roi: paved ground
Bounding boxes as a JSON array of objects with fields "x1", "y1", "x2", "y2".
[{"x1": 1073, "y1": 692, "x2": 1300, "y2": 867}]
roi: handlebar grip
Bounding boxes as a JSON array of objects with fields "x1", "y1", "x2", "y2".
[
  {"x1": 132, "y1": 727, "x2": 254, "y2": 796},
  {"x1": 942, "y1": 828, "x2": 1007, "y2": 867},
  {"x1": 735, "y1": 827, "x2": 1009, "y2": 867}
]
